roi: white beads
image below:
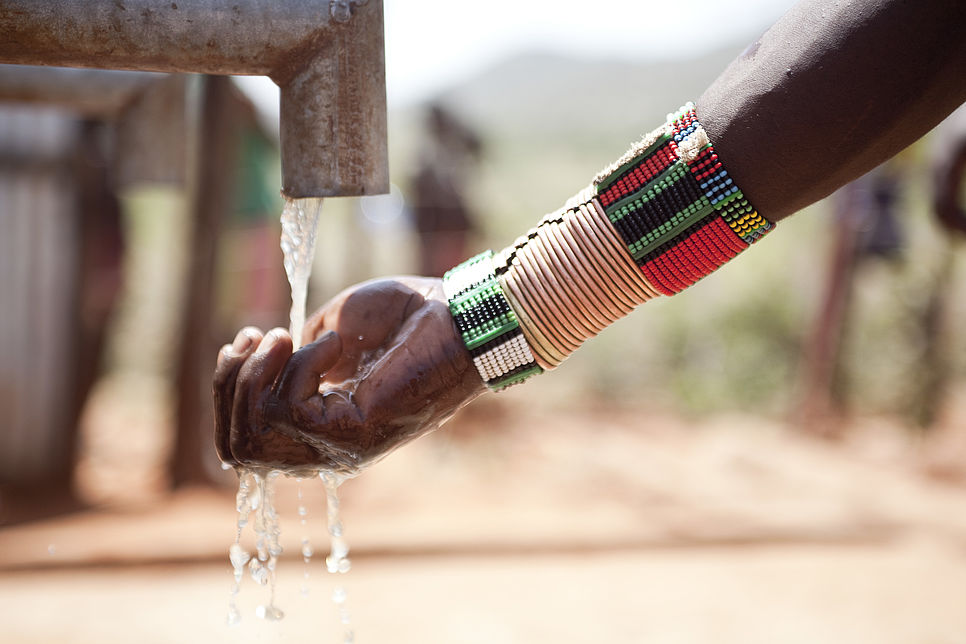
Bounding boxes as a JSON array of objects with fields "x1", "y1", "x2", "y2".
[{"x1": 472, "y1": 333, "x2": 535, "y2": 382}]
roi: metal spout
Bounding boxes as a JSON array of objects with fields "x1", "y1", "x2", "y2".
[{"x1": 0, "y1": 0, "x2": 389, "y2": 198}]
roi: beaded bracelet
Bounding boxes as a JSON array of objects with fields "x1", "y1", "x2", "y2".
[
  {"x1": 445, "y1": 103, "x2": 773, "y2": 388},
  {"x1": 594, "y1": 103, "x2": 772, "y2": 295},
  {"x1": 443, "y1": 251, "x2": 543, "y2": 390}
]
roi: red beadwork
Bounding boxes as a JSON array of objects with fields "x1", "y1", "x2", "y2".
[
  {"x1": 599, "y1": 144, "x2": 677, "y2": 207},
  {"x1": 652, "y1": 254, "x2": 689, "y2": 293},
  {"x1": 665, "y1": 248, "x2": 701, "y2": 289},
  {"x1": 639, "y1": 262, "x2": 676, "y2": 296},
  {"x1": 679, "y1": 233, "x2": 718, "y2": 275},
  {"x1": 691, "y1": 224, "x2": 731, "y2": 266}
]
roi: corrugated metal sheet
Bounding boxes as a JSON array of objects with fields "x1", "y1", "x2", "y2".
[{"x1": 0, "y1": 107, "x2": 78, "y2": 482}]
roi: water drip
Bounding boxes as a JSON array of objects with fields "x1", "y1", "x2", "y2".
[{"x1": 322, "y1": 470, "x2": 355, "y2": 643}]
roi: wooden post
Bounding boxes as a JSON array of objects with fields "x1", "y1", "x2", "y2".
[{"x1": 171, "y1": 75, "x2": 237, "y2": 486}]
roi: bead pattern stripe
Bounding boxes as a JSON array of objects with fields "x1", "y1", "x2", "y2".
[
  {"x1": 443, "y1": 251, "x2": 542, "y2": 390},
  {"x1": 593, "y1": 103, "x2": 772, "y2": 290}
]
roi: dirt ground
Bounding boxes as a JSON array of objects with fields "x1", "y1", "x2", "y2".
[{"x1": 2, "y1": 397, "x2": 966, "y2": 643}]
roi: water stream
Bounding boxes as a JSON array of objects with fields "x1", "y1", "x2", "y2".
[
  {"x1": 280, "y1": 196, "x2": 324, "y2": 613},
  {"x1": 226, "y1": 196, "x2": 356, "y2": 641},
  {"x1": 322, "y1": 470, "x2": 354, "y2": 643},
  {"x1": 280, "y1": 196, "x2": 323, "y2": 352}
]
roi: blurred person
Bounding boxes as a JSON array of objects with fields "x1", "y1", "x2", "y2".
[
  {"x1": 933, "y1": 104, "x2": 966, "y2": 237},
  {"x1": 796, "y1": 160, "x2": 907, "y2": 434},
  {"x1": 408, "y1": 103, "x2": 483, "y2": 277},
  {"x1": 213, "y1": 0, "x2": 966, "y2": 473}
]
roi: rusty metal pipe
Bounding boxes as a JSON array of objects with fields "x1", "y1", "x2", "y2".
[
  {"x1": 0, "y1": 0, "x2": 388, "y2": 198},
  {"x1": 0, "y1": 66, "x2": 164, "y2": 118}
]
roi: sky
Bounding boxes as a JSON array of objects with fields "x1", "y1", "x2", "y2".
[
  {"x1": 383, "y1": 0, "x2": 800, "y2": 105},
  {"x1": 235, "y1": 0, "x2": 799, "y2": 130}
]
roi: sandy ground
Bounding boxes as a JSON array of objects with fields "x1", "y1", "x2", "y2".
[{"x1": 2, "y1": 399, "x2": 966, "y2": 643}]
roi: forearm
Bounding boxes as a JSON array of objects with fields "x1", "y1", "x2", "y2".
[
  {"x1": 698, "y1": 0, "x2": 966, "y2": 222},
  {"x1": 444, "y1": 0, "x2": 966, "y2": 389},
  {"x1": 445, "y1": 104, "x2": 772, "y2": 382}
]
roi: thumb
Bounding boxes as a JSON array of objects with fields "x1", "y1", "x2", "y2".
[{"x1": 275, "y1": 330, "x2": 343, "y2": 400}]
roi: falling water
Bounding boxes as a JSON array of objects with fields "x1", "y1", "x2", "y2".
[
  {"x1": 226, "y1": 197, "x2": 323, "y2": 626},
  {"x1": 226, "y1": 196, "x2": 358, "y2": 641},
  {"x1": 281, "y1": 196, "x2": 325, "y2": 604},
  {"x1": 322, "y1": 470, "x2": 354, "y2": 643},
  {"x1": 251, "y1": 470, "x2": 284, "y2": 620},
  {"x1": 298, "y1": 483, "x2": 312, "y2": 597},
  {"x1": 227, "y1": 470, "x2": 254, "y2": 626},
  {"x1": 280, "y1": 197, "x2": 323, "y2": 351}
]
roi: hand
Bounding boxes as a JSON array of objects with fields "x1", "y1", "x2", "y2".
[{"x1": 213, "y1": 277, "x2": 485, "y2": 475}]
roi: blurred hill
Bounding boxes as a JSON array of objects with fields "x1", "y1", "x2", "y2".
[
  {"x1": 391, "y1": 44, "x2": 741, "y2": 161},
  {"x1": 435, "y1": 47, "x2": 737, "y2": 143}
]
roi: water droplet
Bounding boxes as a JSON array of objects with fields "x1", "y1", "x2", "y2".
[
  {"x1": 301, "y1": 541, "x2": 314, "y2": 558},
  {"x1": 297, "y1": 505, "x2": 308, "y2": 517},
  {"x1": 227, "y1": 603, "x2": 242, "y2": 626},
  {"x1": 333, "y1": 540, "x2": 349, "y2": 559},
  {"x1": 221, "y1": 461, "x2": 232, "y2": 471},
  {"x1": 326, "y1": 553, "x2": 352, "y2": 574},
  {"x1": 229, "y1": 543, "x2": 251, "y2": 569},
  {"x1": 357, "y1": 335, "x2": 364, "y2": 341},
  {"x1": 46, "y1": 544, "x2": 56, "y2": 556},
  {"x1": 255, "y1": 604, "x2": 285, "y2": 621},
  {"x1": 332, "y1": 586, "x2": 347, "y2": 604},
  {"x1": 249, "y1": 558, "x2": 269, "y2": 585}
]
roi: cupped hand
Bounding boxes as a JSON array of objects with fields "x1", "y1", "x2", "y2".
[{"x1": 213, "y1": 277, "x2": 485, "y2": 475}]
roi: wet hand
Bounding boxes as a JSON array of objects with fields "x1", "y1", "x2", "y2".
[{"x1": 213, "y1": 277, "x2": 485, "y2": 475}]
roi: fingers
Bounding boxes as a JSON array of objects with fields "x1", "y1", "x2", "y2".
[
  {"x1": 213, "y1": 327, "x2": 263, "y2": 465},
  {"x1": 275, "y1": 330, "x2": 343, "y2": 401},
  {"x1": 301, "y1": 306, "x2": 332, "y2": 348},
  {"x1": 233, "y1": 328, "x2": 294, "y2": 401},
  {"x1": 226, "y1": 327, "x2": 293, "y2": 464}
]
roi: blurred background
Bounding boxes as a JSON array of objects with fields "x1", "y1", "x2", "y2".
[{"x1": 2, "y1": 0, "x2": 966, "y2": 642}]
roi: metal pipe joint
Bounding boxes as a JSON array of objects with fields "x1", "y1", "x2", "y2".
[{"x1": 0, "y1": 0, "x2": 389, "y2": 198}]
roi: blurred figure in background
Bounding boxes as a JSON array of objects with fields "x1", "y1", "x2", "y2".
[
  {"x1": 933, "y1": 105, "x2": 966, "y2": 238},
  {"x1": 796, "y1": 160, "x2": 906, "y2": 436},
  {"x1": 408, "y1": 103, "x2": 483, "y2": 277}
]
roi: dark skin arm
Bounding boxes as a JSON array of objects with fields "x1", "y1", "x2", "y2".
[
  {"x1": 215, "y1": 0, "x2": 966, "y2": 473},
  {"x1": 699, "y1": 0, "x2": 966, "y2": 222}
]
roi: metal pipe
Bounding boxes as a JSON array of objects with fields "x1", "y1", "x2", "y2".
[
  {"x1": 0, "y1": 67, "x2": 193, "y2": 187},
  {"x1": 0, "y1": 66, "x2": 164, "y2": 117},
  {"x1": 0, "y1": 0, "x2": 388, "y2": 198}
]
